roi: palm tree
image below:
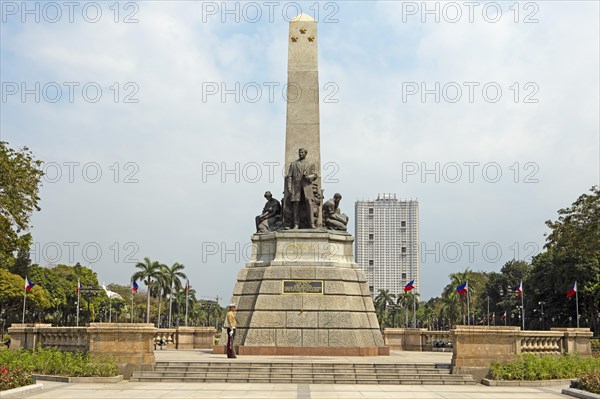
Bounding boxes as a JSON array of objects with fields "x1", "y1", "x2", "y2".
[
  {"x1": 442, "y1": 268, "x2": 472, "y2": 324},
  {"x1": 132, "y1": 257, "x2": 162, "y2": 323},
  {"x1": 396, "y1": 291, "x2": 416, "y2": 327},
  {"x1": 162, "y1": 262, "x2": 187, "y2": 327},
  {"x1": 422, "y1": 304, "x2": 436, "y2": 330},
  {"x1": 374, "y1": 289, "x2": 396, "y2": 329},
  {"x1": 154, "y1": 267, "x2": 169, "y2": 328}
]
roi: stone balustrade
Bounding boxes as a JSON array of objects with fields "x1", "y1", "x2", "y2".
[
  {"x1": 153, "y1": 329, "x2": 176, "y2": 348},
  {"x1": 520, "y1": 331, "x2": 563, "y2": 354},
  {"x1": 39, "y1": 327, "x2": 89, "y2": 352}
]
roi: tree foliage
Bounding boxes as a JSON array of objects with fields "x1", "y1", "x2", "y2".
[
  {"x1": 0, "y1": 141, "x2": 44, "y2": 269},
  {"x1": 528, "y1": 186, "x2": 600, "y2": 333}
]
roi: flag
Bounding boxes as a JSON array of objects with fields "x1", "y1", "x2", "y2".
[
  {"x1": 500, "y1": 311, "x2": 507, "y2": 320},
  {"x1": 492, "y1": 313, "x2": 496, "y2": 322},
  {"x1": 567, "y1": 281, "x2": 577, "y2": 298},
  {"x1": 185, "y1": 279, "x2": 190, "y2": 294},
  {"x1": 403, "y1": 279, "x2": 414, "y2": 292},
  {"x1": 515, "y1": 280, "x2": 523, "y2": 298},
  {"x1": 25, "y1": 276, "x2": 35, "y2": 292},
  {"x1": 456, "y1": 281, "x2": 468, "y2": 295},
  {"x1": 132, "y1": 280, "x2": 139, "y2": 293},
  {"x1": 76, "y1": 279, "x2": 82, "y2": 294}
]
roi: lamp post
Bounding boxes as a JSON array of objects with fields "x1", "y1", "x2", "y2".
[
  {"x1": 0, "y1": 309, "x2": 6, "y2": 340},
  {"x1": 54, "y1": 298, "x2": 60, "y2": 326},
  {"x1": 538, "y1": 301, "x2": 545, "y2": 330}
]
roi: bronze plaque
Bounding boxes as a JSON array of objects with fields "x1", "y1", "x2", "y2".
[{"x1": 282, "y1": 280, "x2": 323, "y2": 294}]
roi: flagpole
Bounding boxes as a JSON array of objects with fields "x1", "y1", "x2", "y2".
[
  {"x1": 76, "y1": 279, "x2": 80, "y2": 327},
  {"x1": 466, "y1": 287, "x2": 470, "y2": 326},
  {"x1": 575, "y1": 281, "x2": 580, "y2": 328},
  {"x1": 521, "y1": 290, "x2": 525, "y2": 330},
  {"x1": 487, "y1": 296, "x2": 490, "y2": 326},
  {"x1": 109, "y1": 295, "x2": 112, "y2": 323},
  {"x1": 131, "y1": 286, "x2": 134, "y2": 323},
  {"x1": 413, "y1": 294, "x2": 417, "y2": 328},
  {"x1": 185, "y1": 283, "x2": 189, "y2": 327},
  {"x1": 22, "y1": 276, "x2": 27, "y2": 324}
]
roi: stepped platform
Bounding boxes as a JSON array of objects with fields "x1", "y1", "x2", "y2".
[{"x1": 130, "y1": 349, "x2": 475, "y2": 385}]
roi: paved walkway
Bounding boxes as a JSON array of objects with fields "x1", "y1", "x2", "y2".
[
  {"x1": 11, "y1": 350, "x2": 572, "y2": 399},
  {"x1": 16, "y1": 381, "x2": 571, "y2": 399}
]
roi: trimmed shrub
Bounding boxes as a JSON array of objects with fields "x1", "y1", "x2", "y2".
[
  {"x1": 489, "y1": 353, "x2": 600, "y2": 381},
  {"x1": 0, "y1": 347, "x2": 117, "y2": 378}
]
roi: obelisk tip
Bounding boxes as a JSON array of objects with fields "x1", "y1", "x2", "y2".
[{"x1": 290, "y1": 13, "x2": 315, "y2": 22}]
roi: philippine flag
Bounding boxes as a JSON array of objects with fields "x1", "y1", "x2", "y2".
[
  {"x1": 500, "y1": 311, "x2": 507, "y2": 320},
  {"x1": 76, "y1": 280, "x2": 82, "y2": 294},
  {"x1": 132, "y1": 280, "x2": 139, "y2": 293},
  {"x1": 404, "y1": 279, "x2": 414, "y2": 292},
  {"x1": 185, "y1": 279, "x2": 190, "y2": 294},
  {"x1": 567, "y1": 281, "x2": 577, "y2": 298},
  {"x1": 515, "y1": 280, "x2": 523, "y2": 298},
  {"x1": 25, "y1": 276, "x2": 35, "y2": 292},
  {"x1": 456, "y1": 281, "x2": 468, "y2": 295}
]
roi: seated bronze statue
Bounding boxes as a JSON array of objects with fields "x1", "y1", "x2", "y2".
[{"x1": 322, "y1": 193, "x2": 348, "y2": 231}]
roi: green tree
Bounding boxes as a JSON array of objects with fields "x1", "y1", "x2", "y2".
[
  {"x1": 374, "y1": 289, "x2": 395, "y2": 329},
  {"x1": 162, "y1": 263, "x2": 187, "y2": 328},
  {"x1": 0, "y1": 268, "x2": 23, "y2": 315},
  {"x1": 0, "y1": 141, "x2": 44, "y2": 269},
  {"x1": 528, "y1": 186, "x2": 600, "y2": 333},
  {"x1": 132, "y1": 257, "x2": 163, "y2": 323}
]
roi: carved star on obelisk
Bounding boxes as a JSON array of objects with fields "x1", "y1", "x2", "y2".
[
  {"x1": 300, "y1": 27, "x2": 307, "y2": 34},
  {"x1": 291, "y1": 36, "x2": 298, "y2": 42},
  {"x1": 308, "y1": 35, "x2": 315, "y2": 42}
]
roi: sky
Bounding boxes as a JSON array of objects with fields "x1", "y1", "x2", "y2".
[{"x1": 1, "y1": 0, "x2": 599, "y2": 303}]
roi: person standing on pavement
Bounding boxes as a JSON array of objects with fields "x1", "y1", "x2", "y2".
[{"x1": 226, "y1": 303, "x2": 238, "y2": 358}]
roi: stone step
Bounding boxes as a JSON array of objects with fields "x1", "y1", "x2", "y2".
[
  {"x1": 130, "y1": 376, "x2": 475, "y2": 385},
  {"x1": 132, "y1": 361, "x2": 475, "y2": 385},
  {"x1": 154, "y1": 366, "x2": 449, "y2": 374},
  {"x1": 139, "y1": 371, "x2": 455, "y2": 379},
  {"x1": 155, "y1": 361, "x2": 447, "y2": 368}
]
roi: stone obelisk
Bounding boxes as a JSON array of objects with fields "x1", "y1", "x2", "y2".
[
  {"x1": 217, "y1": 14, "x2": 387, "y2": 356},
  {"x1": 284, "y1": 13, "x2": 320, "y2": 170},
  {"x1": 283, "y1": 13, "x2": 322, "y2": 228}
]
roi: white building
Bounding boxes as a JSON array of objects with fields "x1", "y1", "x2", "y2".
[{"x1": 355, "y1": 194, "x2": 420, "y2": 298}]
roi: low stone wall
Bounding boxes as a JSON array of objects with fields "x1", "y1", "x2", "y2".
[
  {"x1": 87, "y1": 323, "x2": 156, "y2": 379},
  {"x1": 450, "y1": 326, "x2": 593, "y2": 382},
  {"x1": 8, "y1": 323, "x2": 156, "y2": 379},
  {"x1": 383, "y1": 328, "x2": 451, "y2": 351},
  {"x1": 175, "y1": 327, "x2": 216, "y2": 350}
]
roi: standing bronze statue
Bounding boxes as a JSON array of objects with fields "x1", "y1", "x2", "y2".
[
  {"x1": 285, "y1": 148, "x2": 319, "y2": 229},
  {"x1": 323, "y1": 193, "x2": 348, "y2": 231},
  {"x1": 255, "y1": 191, "x2": 281, "y2": 233}
]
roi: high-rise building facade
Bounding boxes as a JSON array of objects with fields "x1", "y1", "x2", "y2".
[{"x1": 355, "y1": 194, "x2": 420, "y2": 298}]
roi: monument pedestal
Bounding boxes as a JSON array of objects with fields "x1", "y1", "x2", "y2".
[{"x1": 217, "y1": 230, "x2": 388, "y2": 356}]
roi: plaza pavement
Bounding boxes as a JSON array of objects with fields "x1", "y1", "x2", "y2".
[{"x1": 11, "y1": 350, "x2": 572, "y2": 399}]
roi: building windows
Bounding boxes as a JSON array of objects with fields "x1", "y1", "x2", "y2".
[{"x1": 355, "y1": 197, "x2": 419, "y2": 298}]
